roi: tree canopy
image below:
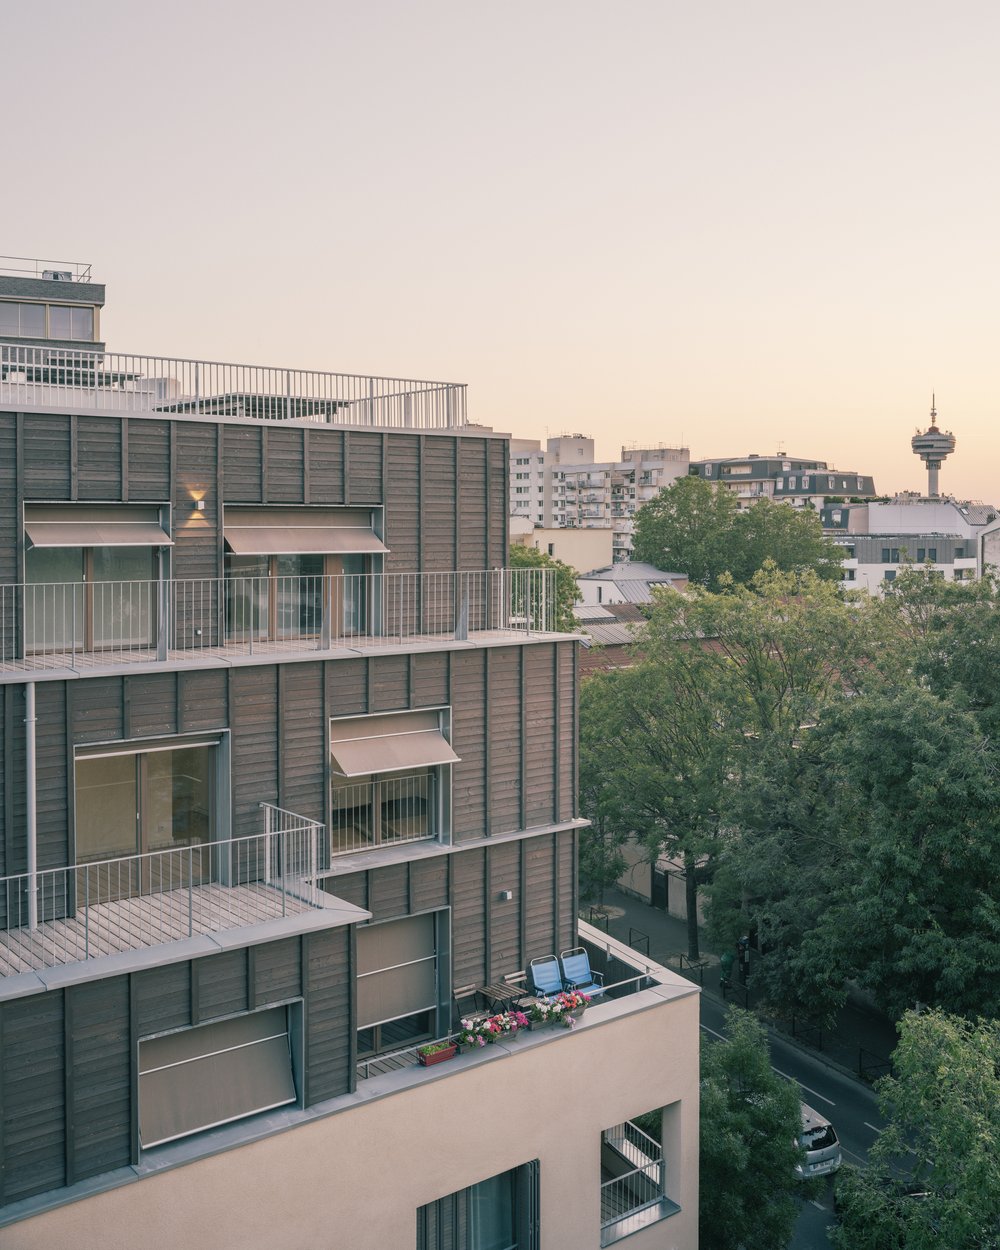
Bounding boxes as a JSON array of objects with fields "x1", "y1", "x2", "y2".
[
  {"x1": 631, "y1": 476, "x2": 843, "y2": 587},
  {"x1": 700, "y1": 1007, "x2": 804, "y2": 1250},
  {"x1": 833, "y1": 1010, "x2": 1000, "y2": 1250}
]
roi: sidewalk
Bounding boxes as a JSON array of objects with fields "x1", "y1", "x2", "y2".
[{"x1": 588, "y1": 888, "x2": 899, "y2": 1083}]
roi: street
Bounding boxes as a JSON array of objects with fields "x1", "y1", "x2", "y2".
[{"x1": 700, "y1": 994, "x2": 886, "y2": 1249}]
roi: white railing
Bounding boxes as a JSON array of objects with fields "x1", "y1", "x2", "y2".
[
  {"x1": 0, "y1": 342, "x2": 466, "y2": 427},
  {"x1": 331, "y1": 772, "x2": 434, "y2": 856},
  {"x1": 0, "y1": 568, "x2": 557, "y2": 672},
  {"x1": 0, "y1": 815, "x2": 325, "y2": 973},
  {"x1": 601, "y1": 1120, "x2": 665, "y2": 1233}
]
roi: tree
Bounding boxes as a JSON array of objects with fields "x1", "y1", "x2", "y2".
[
  {"x1": 631, "y1": 475, "x2": 740, "y2": 588},
  {"x1": 577, "y1": 670, "x2": 631, "y2": 905},
  {"x1": 632, "y1": 476, "x2": 843, "y2": 588},
  {"x1": 507, "y1": 543, "x2": 580, "y2": 632},
  {"x1": 833, "y1": 1010, "x2": 1000, "y2": 1250},
  {"x1": 700, "y1": 1007, "x2": 804, "y2": 1250}
]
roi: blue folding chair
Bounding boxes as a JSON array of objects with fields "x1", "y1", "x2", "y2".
[
  {"x1": 559, "y1": 947, "x2": 606, "y2": 1000},
  {"x1": 528, "y1": 954, "x2": 564, "y2": 998}
]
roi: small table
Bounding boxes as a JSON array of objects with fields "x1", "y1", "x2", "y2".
[{"x1": 480, "y1": 981, "x2": 527, "y2": 1013}]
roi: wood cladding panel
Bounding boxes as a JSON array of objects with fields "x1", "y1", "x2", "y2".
[
  {"x1": 345, "y1": 432, "x2": 383, "y2": 503},
  {"x1": 263, "y1": 428, "x2": 306, "y2": 503},
  {"x1": 230, "y1": 667, "x2": 279, "y2": 838},
  {"x1": 172, "y1": 422, "x2": 219, "y2": 581},
  {"x1": 0, "y1": 414, "x2": 16, "y2": 583},
  {"x1": 451, "y1": 651, "x2": 486, "y2": 841},
  {"x1": 77, "y1": 417, "x2": 122, "y2": 500},
  {"x1": 411, "y1": 652, "x2": 448, "y2": 708},
  {"x1": 178, "y1": 669, "x2": 228, "y2": 734},
  {"x1": 557, "y1": 829, "x2": 577, "y2": 953},
  {"x1": 126, "y1": 419, "x2": 171, "y2": 500},
  {"x1": 384, "y1": 435, "x2": 420, "y2": 573},
  {"x1": 196, "y1": 949, "x2": 250, "y2": 1022},
  {"x1": 487, "y1": 438, "x2": 508, "y2": 568},
  {"x1": 371, "y1": 654, "x2": 409, "y2": 713},
  {"x1": 69, "y1": 677, "x2": 124, "y2": 744},
  {"x1": 327, "y1": 657, "x2": 368, "y2": 718},
  {"x1": 420, "y1": 438, "x2": 457, "y2": 571},
  {"x1": 487, "y1": 648, "x2": 522, "y2": 834},
  {"x1": 450, "y1": 848, "x2": 486, "y2": 988},
  {"x1": 457, "y1": 439, "x2": 488, "y2": 570},
  {"x1": 324, "y1": 872, "x2": 367, "y2": 912},
  {"x1": 34, "y1": 683, "x2": 69, "y2": 872},
  {"x1": 68, "y1": 977, "x2": 131, "y2": 1182},
  {"x1": 559, "y1": 643, "x2": 577, "y2": 821},
  {"x1": 134, "y1": 962, "x2": 192, "y2": 1036},
  {"x1": 305, "y1": 928, "x2": 353, "y2": 1104},
  {"x1": 487, "y1": 840, "x2": 521, "y2": 977},
  {"x1": 253, "y1": 937, "x2": 303, "y2": 1005},
  {"x1": 523, "y1": 834, "x2": 557, "y2": 962},
  {"x1": 410, "y1": 858, "x2": 449, "y2": 914},
  {"x1": 0, "y1": 991, "x2": 66, "y2": 1204},
  {"x1": 279, "y1": 662, "x2": 325, "y2": 821},
  {"x1": 124, "y1": 672, "x2": 179, "y2": 740},
  {"x1": 305, "y1": 429, "x2": 345, "y2": 505},
  {"x1": 222, "y1": 425, "x2": 264, "y2": 502},
  {"x1": 524, "y1": 645, "x2": 556, "y2": 829},
  {"x1": 368, "y1": 862, "x2": 409, "y2": 920},
  {"x1": 22, "y1": 413, "x2": 71, "y2": 498}
]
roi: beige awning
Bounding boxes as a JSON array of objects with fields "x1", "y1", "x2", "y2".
[
  {"x1": 330, "y1": 711, "x2": 460, "y2": 778},
  {"x1": 224, "y1": 506, "x2": 388, "y2": 556},
  {"x1": 24, "y1": 504, "x2": 172, "y2": 549}
]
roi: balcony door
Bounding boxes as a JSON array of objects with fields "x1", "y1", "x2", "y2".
[{"x1": 74, "y1": 742, "x2": 214, "y2": 903}]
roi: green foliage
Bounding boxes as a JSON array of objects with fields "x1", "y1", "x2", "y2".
[
  {"x1": 700, "y1": 1007, "x2": 803, "y2": 1250},
  {"x1": 631, "y1": 476, "x2": 842, "y2": 587},
  {"x1": 507, "y1": 543, "x2": 580, "y2": 632},
  {"x1": 833, "y1": 1010, "x2": 1000, "y2": 1250}
]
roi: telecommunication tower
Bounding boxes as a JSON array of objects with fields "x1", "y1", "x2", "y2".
[{"x1": 911, "y1": 395, "x2": 956, "y2": 497}]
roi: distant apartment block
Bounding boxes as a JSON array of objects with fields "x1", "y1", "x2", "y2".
[
  {"x1": 510, "y1": 436, "x2": 689, "y2": 561},
  {"x1": 688, "y1": 453, "x2": 878, "y2": 509},
  {"x1": 0, "y1": 258, "x2": 699, "y2": 1250}
]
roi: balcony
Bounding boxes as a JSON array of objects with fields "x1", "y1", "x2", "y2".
[
  {"x1": 0, "y1": 343, "x2": 466, "y2": 429},
  {"x1": 0, "y1": 805, "x2": 364, "y2": 979},
  {"x1": 0, "y1": 567, "x2": 559, "y2": 679}
]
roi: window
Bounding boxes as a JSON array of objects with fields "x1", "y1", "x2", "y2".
[
  {"x1": 330, "y1": 710, "x2": 457, "y2": 856},
  {"x1": 138, "y1": 1006, "x2": 297, "y2": 1149},
  {"x1": 916, "y1": 548, "x2": 925, "y2": 562},
  {"x1": 845, "y1": 545, "x2": 855, "y2": 559},
  {"x1": 843, "y1": 569, "x2": 856, "y2": 581},
  {"x1": 23, "y1": 504, "x2": 170, "y2": 653},
  {"x1": 884, "y1": 570, "x2": 897, "y2": 583},
  {"x1": 357, "y1": 913, "x2": 441, "y2": 1056},
  {"x1": 417, "y1": 1162, "x2": 540, "y2": 1250},
  {"x1": 547, "y1": 544, "x2": 554, "y2": 556},
  {"x1": 74, "y1": 737, "x2": 216, "y2": 871},
  {"x1": 881, "y1": 548, "x2": 891, "y2": 563},
  {"x1": 928, "y1": 547, "x2": 937, "y2": 562},
  {"x1": 223, "y1": 506, "x2": 385, "y2": 642},
  {"x1": 0, "y1": 300, "x2": 95, "y2": 340}
]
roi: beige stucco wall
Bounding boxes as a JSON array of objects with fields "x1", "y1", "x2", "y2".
[
  {"x1": 528, "y1": 527, "x2": 615, "y2": 574},
  {"x1": 6, "y1": 982, "x2": 699, "y2": 1250}
]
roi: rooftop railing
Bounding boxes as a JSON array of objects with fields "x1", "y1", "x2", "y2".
[
  {"x1": 0, "y1": 567, "x2": 558, "y2": 674},
  {"x1": 0, "y1": 255, "x2": 93, "y2": 282},
  {"x1": 0, "y1": 342, "x2": 467, "y2": 428},
  {"x1": 0, "y1": 809, "x2": 325, "y2": 975}
]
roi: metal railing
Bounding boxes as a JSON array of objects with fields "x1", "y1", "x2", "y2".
[
  {"x1": 601, "y1": 1119, "x2": 666, "y2": 1234},
  {"x1": 0, "y1": 567, "x2": 557, "y2": 672},
  {"x1": 331, "y1": 772, "x2": 434, "y2": 856},
  {"x1": 0, "y1": 814, "x2": 325, "y2": 973},
  {"x1": 0, "y1": 342, "x2": 466, "y2": 427},
  {"x1": 0, "y1": 254, "x2": 93, "y2": 282}
]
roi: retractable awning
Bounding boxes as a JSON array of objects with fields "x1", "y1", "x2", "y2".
[
  {"x1": 24, "y1": 504, "x2": 173, "y2": 548},
  {"x1": 330, "y1": 711, "x2": 460, "y2": 778},
  {"x1": 223, "y1": 506, "x2": 388, "y2": 556}
]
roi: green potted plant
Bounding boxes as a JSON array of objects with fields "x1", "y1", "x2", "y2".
[{"x1": 417, "y1": 1039, "x2": 458, "y2": 1067}]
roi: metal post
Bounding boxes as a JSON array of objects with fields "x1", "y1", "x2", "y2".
[{"x1": 25, "y1": 683, "x2": 38, "y2": 929}]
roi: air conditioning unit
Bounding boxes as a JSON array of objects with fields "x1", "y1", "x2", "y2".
[{"x1": 42, "y1": 270, "x2": 73, "y2": 282}]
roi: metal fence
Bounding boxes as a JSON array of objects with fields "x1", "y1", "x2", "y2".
[
  {"x1": 0, "y1": 813, "x2": 325, "y2": 973},
  {"x1": 331, "y1": 772, "x2": 434, "y2": 856},
  {"x1": 0, "y1": 342, "x2": 466, "y2": 427},
  {"x1": 601, "y1": 1119, "x2": 665, "y2": 1236},
  {"x1": 0, "y1": 567, "x2": 557, "y2": 672}
]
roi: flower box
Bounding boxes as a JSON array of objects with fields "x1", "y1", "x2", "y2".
[{"x1": 417, "y1": 1043, "x2": 457, "y2": 1067}]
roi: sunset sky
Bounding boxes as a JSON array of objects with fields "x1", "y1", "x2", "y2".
[{"x1": 7, "y1": 1, "x2": 999, "y2": 501}]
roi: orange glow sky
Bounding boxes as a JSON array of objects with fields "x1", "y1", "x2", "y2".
[{"x1": 7, "y1": 1, "x2": 998, "y2": 501}]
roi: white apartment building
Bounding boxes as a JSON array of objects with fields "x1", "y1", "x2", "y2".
[{"x1": 511, "y1": 436, "x2": 689, "y2": 561}]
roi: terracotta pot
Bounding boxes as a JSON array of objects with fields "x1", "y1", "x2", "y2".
[{"x1": 418, "y1": 1044, "x2": 457, "y2": 1067}]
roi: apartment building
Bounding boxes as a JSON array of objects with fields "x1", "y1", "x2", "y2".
[
  {"x1": 688, "y1": 453, "x2": 877, "y2": 510},
  {"x1": 823, "y1": 497, "x2": 997, "y2": 593},
  {"x1": 0, "y1": 260, "x2": 699, "y2": 1250},
  {"x1": 511, "y1": 437, "x2": 689, "y2": 561}
]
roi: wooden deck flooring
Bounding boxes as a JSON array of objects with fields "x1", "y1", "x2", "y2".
[{"x1": 0, "y1": 881, "x2": 312, "y2": 976}]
